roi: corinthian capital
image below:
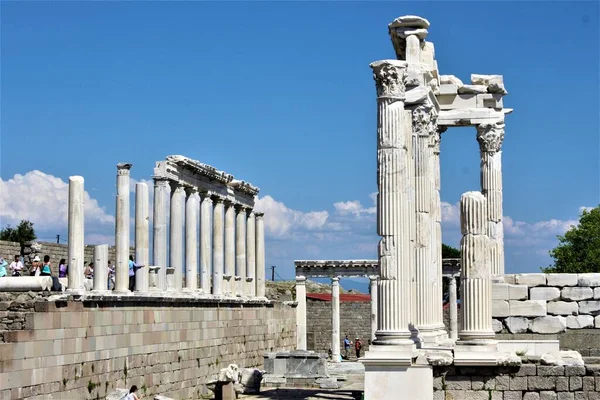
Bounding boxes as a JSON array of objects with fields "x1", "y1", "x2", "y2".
[
  {"x1": 412, "y1": 104, "x2": 437, "y2": 138},
  {"x1": 476, "y1": 120, "x2": 505, "y2": 153},
  {"x1": 370, "y1": 60, "x2": 408, "y2": 99}
]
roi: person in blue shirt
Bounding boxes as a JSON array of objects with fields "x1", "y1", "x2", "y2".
[
  {"x1": 128, "y1": 255, "x2": 136, "y2": 291},
  {"x1": 40, "y1": 255, "x2": 52, "y2": 276},
  {"x1": 0, "y1": 257, "x2": 8, "y2": 277},
  {"x1": 343, "y1": 335, "x2": 352, "y2": 360}
]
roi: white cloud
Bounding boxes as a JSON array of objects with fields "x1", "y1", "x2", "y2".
[
  {"x1": 254, "y1": 195, "x2": 328, "y2": 238},
  {"x1": 333, "y1": 199, "x2": 376, "y2": 216},
  {"x1": 579, "y1": 206, "x2": 595, "y2": 214}
]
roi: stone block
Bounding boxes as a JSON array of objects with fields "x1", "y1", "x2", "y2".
[
  {"x1": 565, "y1": 366, "x2": 587, "y2": 376},
  {"x1": 578, "y1": 301, "x2": 600, "y2": 315},
  {"x1": 505, "y1": 274, "x2": 517, "y2": 284},
  {"x1": 446, "y1": 390, "x2": 489, "y2": 400},
  {"x1": 547, "y1": 274, "x2": 579, "y2": 287},
  {"x1": 531, "y1": 287, "x2": 561, "y2": 301},
  {"x1": 433, "y1": 376, "x2": 443, "y2": 390},
  {"x1": 497, "y1": 375, "x2": 510, "y2": 390},
  {"x1": 538, "y1": 366, "x2": 565, "y2": 376},
  {"x1": 510, "y1": 300, "x2": 547, "y2": 317},
  {"x1": 445, "y1": 375, "x2": 471, "y2": 390},
  {"x1": 578, "y1": 273, "x2": 600, "y2": 287},
  {"x1": 458, "y1": 84, "x2": 487, "y2": 94},
  {"x1": 493, "y1": 300, "x2": 510, "y2": 317},
  {"x1": 438, "y1": 84, "x2": 458, "y2": 95},
  {"x1": 547, "y1": 301, "x2": 578, "y2": 316},
  {"x1": 524, "y1": 393, "x2": 541, "y2": 400},
  {"x1": 573, "y1": 393, "x2": 588, "y2": 400},
  {"x1": 562, "y1": 287, "x2": 594, "y2": 301},
  {"x1": 433, "y1": 391, "x2": 444, "y2": 400},
  {"x1": 566, "y1": 315, "x2": 595, "y2": 329},
  {"x1": 505, "y1": 317, "x2": 530, "y2": 333},
  {"x1": 582, "y1": 376, "x2": 595, "y2": 392},
  {"x1": 556, "y1": 376, "x2": 569, "y2": 391},
  {"x1": 493, "y1": 319, "x2": 504, "y2": 333},
  {"x1": 596, "y1": 315, "x2": 600, "y2": 328},
  {"x1": 494, "y1": 283, "x2": 529, "y2": 300},
  {"x1": 516, "y1": 274, "x2": 547, "y2": 286},
  {"x1": 595, "y1": 288, "x2": 600, "y2": 299},
  {"x1": 506, "y1": 391, "x2": 524, "y2": 400},
  {"x1": 528, "y1": 376, "x2": 557, "y2": 390},
  {"x1": 540, "y1": 392, "x2": 558, "y2": 400},
  {"x1": 517, "y1": 364, "x2": 538, "y2": 376},
  {"x1": 510, "y1": 376, "x2": 528, "y2": 390},
  {"x1": 571, "y1": 377, "x2": 584, "y2": 390},
  {"x1": 530, "y1": 316, "x2": 567, "y2": 333},
  {"x1": 558, "y1": 394, "x2": 575, "y2": 400},
  {"x1": 476, "y1": 93, "x2": 503, "y2": 109}
]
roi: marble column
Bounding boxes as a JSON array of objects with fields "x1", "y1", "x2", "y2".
[
  {"x1": 369, "y1": 276, "x2": 378, "y2": 343},
  {"x1": 255, "y1": 212, "x2": 266, "y2": 299},
  {"x1": 458, "y1": 191, "x2": 494, "y2": 341},
  {"x1": 135, "y1": 182, "x2": 149, "y2": 292},
  {"x1": 477, "y1": 121, "x2": 505, "y2": 276},
  {"x1": 200, "y1": 193, "x2": 213, "y2": 294},
  {"x1": 449, "y1": 275, "x2": 458, "y2": 340},
  {"x1": 295, "y1": 275, "x2": 307, "y2": 350},
  {"x1": 93, "y1": 245, "x2": 108, "y2": 292},
  {"x1": 212, "y1": 197, "x2": 224, "y2": 296},
  {"x1": 224, "y1": 201, "x2": 236, "y2": 296},
  {"x1": 67, "y1": 176, "x2": 85, "y2": 291},
  {"x1": 185, "y1": 188, "x2": 199, "y2": 291},
  {"x1": 115, "y1": 163, "x2": 132, "y2": 293},
  {"x1": 153, "y1": 177, "x2": 170, "y2": 291},
  {"x1": 246, "y1": 211, "x2": 256, "y2": 297},
  {"x1": 235, "y1": 206, "x2": 247, "y2": 297},
  {"x1": 432, "y1": 126, "x2": 447, "y2": 337},
  {"x1": 170, "y1": 183, "x2": 185, "y2": 291},
  {"x1": 331, "y1": 276, "x2": 341, "y2": 362},
  {"x1": 371, "y1": 60, "x2": 414, "y2": 346}
]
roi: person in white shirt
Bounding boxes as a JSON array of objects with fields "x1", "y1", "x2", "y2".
[{"x1": 9, "y1": 255, "x2": 24, "y2": 276}]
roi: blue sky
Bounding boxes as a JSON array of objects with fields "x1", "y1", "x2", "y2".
[{"x1": 1, "y1": 2, "x2": 598, "y2": 291}]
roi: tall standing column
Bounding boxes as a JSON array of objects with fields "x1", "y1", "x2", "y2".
[
  {"x1": 369, "y1": 276, "x2": 378, "y2": 343},
  {"x1": 200, "y1": 193, "x2": 213, "y2": 294},
  {"x1": 246, "y1": 211, "x2": 256, "y2": 297},
  {"x1": 135, "y1": 182, "x2": 149, "y2": 292},
  {"x1": 255, "y1": 212, "x2": 266, "y2": 299},
  {"x1": 432, "y1": 126, "x2": 447, "y2": 337},
  {"x1": 449, "y1": 275, "x2": 458, "y2": 340},
  {"x1": 331, "y1": 276, "x2": 341, "y2": 362},
  {"x1": 224, "y1": 201, "x2": 236, "y2": 296},
  {"x1": 115, "y1": 163, "x2": 132, "y2": 293},
  {"x1": 67, "y1": 176, "x2": 85, "y2": 291},
  {"x1": 93, "y1": 244, "x2": 108, "y2": 292},
  {"x1": 212, "y1": 197, "x2": 224, "y2": 296},
  {"x1": 153, "y1": 177, "x2": 170, "y2": 291},
  {"x1": 235, "y1": 206, "x2": 247, "y2": 297},
  {"x1": 371, "y1": 60, "x2": 414, "y2": 347},
  {"x1": 477, "y1": 121, "x2": 505, "y2": 276},
  {"x1": 295, "y1": 276, "x2": 307, "y2": 350},
  {"x1": 170, "y1": 183, "x2": 185, "y2": 291},
  {"x1": 185, "y1": 188, "x2": 199, "y2": 291}
]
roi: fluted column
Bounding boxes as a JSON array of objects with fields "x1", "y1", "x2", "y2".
[
  {"x1": 449, "y1": 275, "x2": 458, "y2": 340},
  {"x1": 67, "y1": 176, "x2": 85, "y2": 292},
  {"x1": 295, "y1": 276, "x2": 307, "y2": 350},
  {"x1": 331, "y1": 276, "x2": 341, "y2": 362},
  {"x1": 255, "y1": 212, "x2": 266, "y2": 298},
  {"x1": 153, "y1": 177, "x2": 170, "y2": 291},
  {"x1": 458, "y1": 191, "x2": 494, "y2": 340},
  {"x1": 371, "y1": 59, "x2": 413, "y2": 346},
  {"x1": 169, "y1": 183, "x2": 185, "y2": 291},
  {"x1": 93, "y1": 245, "x2": 108, "y2": 292},
  {"x1": 185, "y1": 188, "x2": 199, "y2": 291},
  {"x1": 200, "y1": 193, "x2": 213, "y2": 293},
  {"x1": 246, "y1": 211, "x2": 256, "y2": 297},
  {"x1": 135, "y1": 182, "x2": 149, "y2": 292},
  {"x1": 432, "y1": 127, "x2": 447, "y2": 336},
  {"x1": 115, "y1": 163, "x2": 132, "y2": 293},
  {"x1": 212, "y1": 197, "x2": 224, "y2": 296},
  {"x1": 477, "y1": 121, "x2": 505, "y2": 276},
  {"x1": 235, "y1": 206, "x2": 247, "y2": 297},
  {"x1": 224, "y1": 201, "x2": 236, "y2": 296},
  {"x1": 369, "y1": 276, "x2": 378, "y2": 343}
]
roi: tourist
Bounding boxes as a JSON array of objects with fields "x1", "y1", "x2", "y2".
[
  {"x1": 9, "y1": 255, "x2": 24, "y2": 276},
  {"x1": 40, "y1": 255, "x2": 52, "y2": 276},
  {"x1": 85, "y1": 262, "x2": 94, "y2": 279},
  {"x1": 128, "y1": 255, "x2": 136, "y2": 291},
  {"x1": 354, "y1": 337, "x2": 362, "y2": 359},
  {"x1": 30, "y1": 255, "x2": 42, "y2": 276},
  {"x1": 126, "y1": 385, "x2": 141, "y2": 400},
  {"x1": 343, "y1": 334, "x2": 352, "y2": 360},
  {"x1": 58, "y1": 259, "x2": 67, "y2": 278},
  {"x1": 0, "y1": 257, "x2": 7, "y2": 277}
]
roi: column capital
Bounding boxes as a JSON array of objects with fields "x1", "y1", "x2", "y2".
[
  {"x1": 296, "y1": 275, "x2": 306, "y2": 284},
  {"x1": 211, "y1": 195, "x2": 225, "y2": 204},
  {"x1": 153, "y1": 176, "x2": 170, "y2": 187},
  {"x1": 246, "y1": 210, "x2": 255, "y2": 218},
  {"x1": 370, "y1": 60, "x2": 408, "y2": 99},
  {"x1": 476, "y1": 120, "x2": 505, "y2": 153},
  {"x1": 368, "y1": 275, "x2": 379, "y2": 282},
  {"x1": 117, "y1": 163, "x2": 132, "y2": 175},
  {"x1": 254, "y1": 212, "x2": 264, "y2": 219},
  {"x1": 170, "y1": 182, "x2": 185, "y2": 194},
  {"x1": 184, "y1": 186, "x2": 198, "y2": 196},
  {"x1": 200, "y1": 193, "x2": 213, "y2": 205},
  {"x1": 331, "y1": 276, "x2": 340, "y2": 284},
  {"x1": 413, "y1": 104, "x2": 437, "y2": 138},
  {"x1": 235, "y1": 204, "x2": 248, "y2": 212}
]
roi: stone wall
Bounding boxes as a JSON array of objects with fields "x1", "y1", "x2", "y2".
[
  {"x1": 433, "y1": 362, "x2": 600, "y2": 399},
  {"x1": 0, "y1": 240, "x2": 134, "y2": 276},
  {"x1": 306, "y1": 297, "x2": 371, "y2": 354},
  {"x1": 0, "y1": 296, "x2": 296, "y2": 399},
  {"x1": 493, "y1": 273, "x2": 600, "y2": 335}
]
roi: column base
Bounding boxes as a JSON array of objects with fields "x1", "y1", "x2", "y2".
[
  {"x1": 414, "y1": 325, "x2": 449, "y2": 348},
  {"x1": 453, "y1": 338, "x2": 498, "y2": 366},
  {"x1": 373, "y1": 331, "x2": 414, "y2": 346}
]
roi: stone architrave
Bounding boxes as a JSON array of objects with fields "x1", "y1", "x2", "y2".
[
  {"x1": 170, "y1": 183, "x2": 185, "y2": 291},
  {"x1": 212, "y1": 197, "x2": 225, "y2": 296},
  {"x1": 152, "y1": 177, "x2": 170, "y2": 291},
  {"x1": 185, "y1": 188, "x2": 199, "y2": 291},
  {"x1": 476, "y1": 120, "x2": 505, "y2": 276},
  {"x1": 115, "y1": 163, "x2": 132, "y2": 293},
  {"x1": 235, "y1": 206, "x2": 247, "y2": 297},
  {"x1": 331, "y1": 276, "x2": 341, "y2": 362},
  {"x1": 255, "y1": 212, "x2": 266, "y2": 299},
  {"x1": 224, "y1": 202, "x2": 236, "y2": 296},
  {"x1": 370, "y1": 59, "x2": 414, "y2": 349},
  {"x1": 200, "y1": 193, "x2": 213, "y2": 294},
  {"x1": 246, "y1": 211, "x2": 256, "y2": 297},
  {"x1": 295, "y1": 276, "x2": 307, "y2": 350},
  {"x1": 67, "y1": 176, "x2": 85, "y2": 292},
  {"x1": 93, "y1": 244, "x2": 109, "y2": 292},
  {"x1": 135, "y1": 182, "x2": 150, "y2": 292},
  {"x1": 369, "y1": 276, "x2": 378, "y2": 342}
]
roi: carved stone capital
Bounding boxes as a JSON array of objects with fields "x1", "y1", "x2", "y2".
[
  {"x1": 211, "y1": 195, "x2": 224, "y2": 204},
  {"x1": 370, "y1": 60, "x2": 408, "y2": 99},
  {"x1": 170, "y1": 182, "x2": 185, "y2": 194},
  {"x1": 476, "y1": 120, "x2": 505, "y2": 153},
  {"x1": 117, "y1": 163, "x2": 132, "y2": 175},
  {"x1": 413, "y1": 104, "x2": 437, "y2": 139},
  {"x1": 254, "y1": 212, "x2": 264, "y2": 220},
  {"x1": 153, "y1": 176, "x2": 170, "y2": 188},
  {"x1": 296, "y1": 275, "x2": 307, "y2": 284},
  {"x1": 185, "y1": 186, "x2": 198, "y2": 196}
]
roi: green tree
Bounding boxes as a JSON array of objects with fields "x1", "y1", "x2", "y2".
[
  {"x1": 542, "y1": 206, "x2": 600, "y2": 273},
  {"x1": 442, "y1": 243, "x2": 461, "y2": 259},
  {"x1": 0, "y1": 220, "x2": 37, "y2": 245}
]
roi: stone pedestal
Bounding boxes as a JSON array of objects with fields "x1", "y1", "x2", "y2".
[
  {"x1": 170, "y1": 184, "x2": 185, "y2": 292},
  {"x1": 135, "y1": 182, "x2": 149, "y2": 292},
  {"x1": 93, "y1": 245, "x2": 109, "y2": 292},
  {"x1": 200, "y1": 194, "x2": 213, "y2": 294},
  {"x1": 115, "y1": 163, "x2": 132, "y2": 293},
  {"x1": 185, "y1": 188, "x2": 199, "y2": 291},
  {"x1": 255, "y1": 212, "x2": 266, "y2": 299},
  {"x1": 166, "y1": 267, "x2": 176, "y2": 291},
  {"x1": 148, "y1": 266, "x2": 161, "y2": 290},
  {"x1": 295, "y1": 276, "x2": 307, "y2": 350},
  {"x1": 363, "y1": 362, "x2": 432, "y2": 400},
  {"x1": 331, "y1": 277, "x2": 341, "y2": 362},
  {"x1": 67, "y1": 176, "x2": 85, "y2": 292},
  {"x1": 152, "y1": 177, "x2": 170, "y2": 291}
]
